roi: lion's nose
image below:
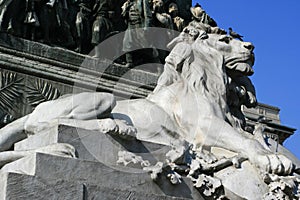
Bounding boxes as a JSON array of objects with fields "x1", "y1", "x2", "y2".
[{"x1": 243, "y1": 42, "x2": 254, "y2": 51}]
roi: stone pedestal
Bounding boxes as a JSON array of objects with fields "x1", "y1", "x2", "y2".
[
  {"x1": 15, "y1": 124, "x2": 172, "y2": 166},
  {"x1": 4, "y1": 125, "x2": 204, "y2": 199}
]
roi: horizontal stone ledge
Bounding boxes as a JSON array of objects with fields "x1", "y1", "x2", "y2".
[
  {"x1": 0, "y1": 172, "x2": 193, "y2": 200},
  {"x1": 0, "y1": 33, "x2": 159, "y2": 90},
  {"x1": 0, "y1": 55, "x2": 150, "y2": 99}
]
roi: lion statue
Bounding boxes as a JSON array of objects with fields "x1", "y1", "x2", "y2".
[
  {"x1": 114, "y1": 29, "x2": 293, "y2": 175},
  {"x1": 0, "y1": 27, "x2": 299, "y2": 198}
]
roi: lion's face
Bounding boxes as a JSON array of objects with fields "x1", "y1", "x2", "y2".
[{"x1": 202, "y1": 34, "x2": 255, "y2": 76}]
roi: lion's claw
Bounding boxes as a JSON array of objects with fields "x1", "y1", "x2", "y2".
[{"x1": 255, "y1": 153, "x2": 293, "y2": 176}]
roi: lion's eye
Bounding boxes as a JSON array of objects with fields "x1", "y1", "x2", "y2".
[{"x1": 219, "y1": 36, "x2": 231, "y2": 44}]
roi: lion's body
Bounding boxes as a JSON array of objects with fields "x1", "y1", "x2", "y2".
[
  {"x1": 110, "y1": 33, "x2": 297, "y2": 198},
  {"x1": 112, "y1": 33, "x2": 294, "y2": 182},
  {"x1": 113, "y1": 33, "x2": 253, "y2": 147}
]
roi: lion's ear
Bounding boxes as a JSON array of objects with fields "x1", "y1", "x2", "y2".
[{"x1": 218, "y1": 35, "x2": 232, "y2": 44}]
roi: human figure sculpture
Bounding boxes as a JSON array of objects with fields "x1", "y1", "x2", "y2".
[
  {"x1": 121, "y1": 0, "x2": 152, "y2": 67},
  {"x1": 91, "y1": 0, "x2": 114, "y2": 58},
  {"x1": 150, "y1": 0, "x2": 173, "y2": 65},
  {"x1": 75, "y1": 0, "x2": 93, "y2": 53},
  {"x1": 38, "y1": 0, "x2": 74, "y2": 46},
  {"x1": 168, "y1": 2, "x2": 185, "y2": 32},
  {"x1": 65, "y1": 0, "x2": 81, "y2": 50},
  {"x1": 56, "y1": 0, "x2": 75, "y2": 47},
  {"x1": 191, "y1": 3, "x2": 217, "y2": 27},
  {"x1": 110, "y1": 0, "x2": 127, "y2": 32},
  {"x1": 0, "y1": 0, "x2": 25, "y2": 36},
  {"x1": 151, "y1": 0, "x2": 172, "y2": 29},
  {"x1": 189, "y1": 4, "x2": 226, "y2": 35},
  {"x1": 23, "y1": 0, "x2": 40, "y2": 41}
]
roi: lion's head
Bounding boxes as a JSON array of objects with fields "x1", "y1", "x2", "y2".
[
  {"x1": 151, "y1": 30, "x2": 256, "y2": 134},
  {"x1": 196, "y1": 33, "x2": 255, "y2": 76},
  {"x1": 175, "y1": 31, "x2": 255, "y2": 98},
  {"x1": 183, "y1": 32, "x2": 256, "y2": 130},
  {"x1": 207, "y1": 34, "x2": 255, "y2": 72},
  {"x1": 162, "y1": 27, "x2": 255, "y2": 89}
]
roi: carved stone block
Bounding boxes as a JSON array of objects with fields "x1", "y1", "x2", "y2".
[
  {"x1": 0, "y1": 172, "x2": 84, "y2": 200},
  {"x1": 1, "y1": 153, "x2": 202, "y2": 199},
  {"x1": 15, "y1": 124, "x2": 171, "y2": 165},
  {"x1": 0, "y1": 171, "x2": 194, "y2": 199}
]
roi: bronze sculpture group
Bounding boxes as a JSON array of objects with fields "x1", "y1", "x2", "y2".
[
  {"x1": 0, "y1": 1, "x2": 184, "y2": 57},
  {"x1": 0, "y1": 0, "x2": 234, "y2": 68},
  {"x1": 0, "y1": 0, "x2": 246, "y2": 68}
]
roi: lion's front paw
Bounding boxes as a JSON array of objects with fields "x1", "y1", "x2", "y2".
[
  {"x1": 114, "y1": 119, "x2": 137, "y2": 139},
  {"x1": 254, "y1": 153, "x2": 293, "y2": 175},
  {"x1": 98, "y1": 118, "x2": 119, "y2": 133}
]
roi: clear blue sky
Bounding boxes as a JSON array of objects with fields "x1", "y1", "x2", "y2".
[{"x1": 192, "y1": 0, "x2": 300, "y2": 158}]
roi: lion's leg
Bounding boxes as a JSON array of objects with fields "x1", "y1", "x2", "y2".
[
  {"x1": 196, "y1": 116, "x2": 293, "y2": 175},
  {"x1": 64, "y1": 93, "x2": 116, "y2": 120},
  {"x1": 0, "y1": 116, "x2": 28, "y2": 152},
  {"x1": 113, "y1": 99, "x2": 186, "y2": 146},
  {"x1": 57, "y1": 118, "x2": 136, "y2": 139}
]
